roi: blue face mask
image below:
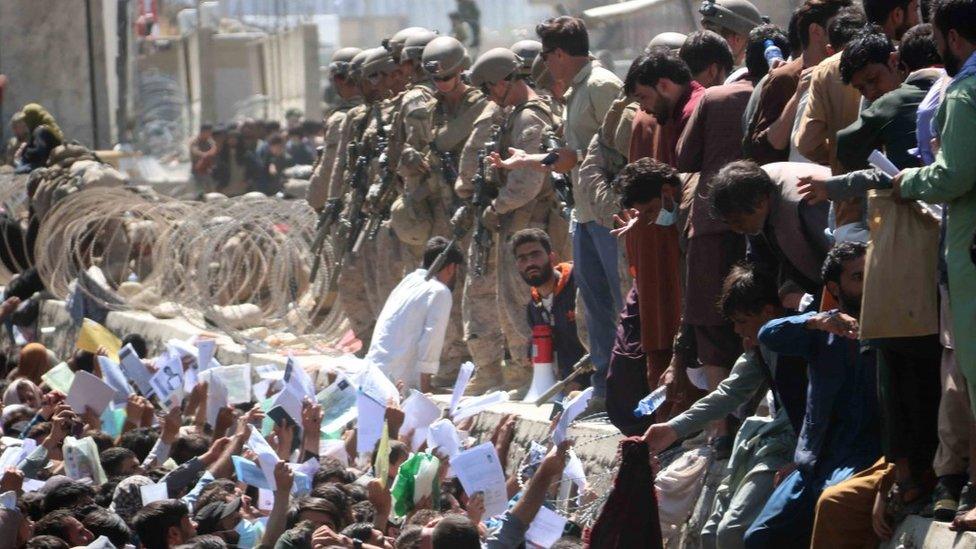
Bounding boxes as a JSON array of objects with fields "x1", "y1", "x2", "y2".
[
  {"x1": 234, "y1": 519, "x2": 264, "y2": 549},
  {"x1": 655, "y1": 206, "x2": 677, "y2": 226}
]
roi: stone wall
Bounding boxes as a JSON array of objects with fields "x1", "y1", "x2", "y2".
[{"x1": 0, "y1": 0, "x2": 116, "y2": 148}]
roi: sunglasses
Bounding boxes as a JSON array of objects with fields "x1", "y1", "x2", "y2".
[{"x1": 431, "y1": 73, "x2": 457, "y2": 82}]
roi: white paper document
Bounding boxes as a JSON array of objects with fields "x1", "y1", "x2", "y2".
[
  {"x1": 246, "y1": 425, "x2": 279, "y2": 489},
  {"x1": 355, "y1": 392, "x2": 387, "y2": 455},
  {"x1": 67, "y1": 371, "x2": 117, "y2": 416},
  {"x1": 356, "y1": 365, "x2": 399, "y2": 406},
  {"x1": 233, "y1": 456, "x2": 273, "y2": 490},
  {"x1": 257, "y1": 488, "x2": 275, "y2": 511},
  {"x1": 150, "y1": 351, "x2": 185, "y2": 406},
  {"x1": 206, "y1": 373, "x2": 230, "y2": 428},
  {"x1": 452, "y1": 390, "x2": 509, "y2": 423},
  {"x1": 449, "y1": 361, "x2": 475, "y2": 415},
  {"x1": 119, "y1": 344, "x2": 154, "y2": 396},
  {"x1": 318, "y1": 375, "x2": 359, "y2": 434},
  {"x1": 139, "y1": 482, "x2": 168, "y2": 505},
  {"x1": 450, "y1": 442, "x2": 509, "y2": 518},
  {"x1": 868, "y1": 149, "x2": 900, "y2": 177},
  {"x1": 426, "y1": 419, "x2": 462, "y2": 459},
  {"x1": 284, "y1": 357, "x2": 317, "y2": 399},
  {"x1": 63, "y1": 436, "x2": 107, "y2": 485},
  {"x1": 97, "y1": 356, "x2": 133, "y2": 404},
  {"x1": 209, "y1": 364, "x2": 252, "y2": 405},
  {"x1": 526, "y1": 506, "x2": 568, "y2": 548},
  {"x1": 399, "y1": 391, "x2": 442, "y2": 451},
  {"x1": 196, "y1": 339, "x2": 217, "y2": 370},
  {"x1": 553, "y1": 387, "x2": 593, "y2": 445}
]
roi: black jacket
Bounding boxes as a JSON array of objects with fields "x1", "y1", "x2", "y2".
[{"x1": 526, "y1": 262, "x2": 588, "y2": 380}]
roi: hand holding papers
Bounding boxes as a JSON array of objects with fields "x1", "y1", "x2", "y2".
[
  {"x1": 355, "y1": 366, "x2": 399, "y2": 455},
  {"x1": 63, "y1": 436, "x2": 107, "y2": 485},
  {"x1": 399, "y1": 391, "x2": 442, "y2": 451},
  {"x1": 66, "y1": 371, "x2": 117, "y2": 416},
  {"x1": 553, "y1": 387, "x2": 593, "y2": 445},
  {"x1": 97, "y1": 356, "x2": 134, "y2": 405},
  {"x1": 452, "y1": 391, "x2": 509, "y2": 423},
  {"x1": 119, "y1": 344, "x2": 154, "y2": 396},
  {"x1": 150, "y1": 351, "x2": 184, "y2": 407},
  {"x1": 42, "y1": 362, "x2": 75, "y2": 394},
  {"x1": 450, "y1": 442, "x2": 508, "y2": 518},
  {"x1": 526, "y1": 506, "x2": 569, "y2": 548},
  {"x1": 449, "y1": 362, "x2": 475, "y2": 416},
  {"x1": 76, "y1": 318, "x2": 122, "y2": 361},
  {"x1": 868, "y1": 149, "x2": 900, "y2": 177},
  {"x1": 426, "y1": 419, "x2": 462, "y2": 460}
]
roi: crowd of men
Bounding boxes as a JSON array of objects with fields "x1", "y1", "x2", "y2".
[
  {"x1": 188, "y1": 113, "x2": 324, "y2": 198},
  {"x1": 1, "y1": 0, "x2": 975, "y2": 547},
  {"x1": 307, "y1": 0, "x2": 976, "y2": 546}
]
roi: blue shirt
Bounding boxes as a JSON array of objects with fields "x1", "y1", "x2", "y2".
[{"x1": 758, "y1": 311, "x2": 880, "y2": 473}]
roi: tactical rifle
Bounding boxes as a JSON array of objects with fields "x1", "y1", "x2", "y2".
[
  {"x1": 540, "y1": 127, "x2": 574, "y2": 220},
  {"x1": 469, "y1": 125, "x2": 501, "y2": 277},
  {"x1": 532, "y1": 353, "x2": 593, "y2": 406}
]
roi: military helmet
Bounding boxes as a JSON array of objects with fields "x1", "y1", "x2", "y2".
[
  {"x1": 647, "y1": 32, "x2": 687, "y2": 52},
  {"x1": 329, "y1": 47, "x2": 363, "y2": 77},
  {"x1": 422, "y1": 36, "x2": 469, "y2": 78},
  {"x1": 469, "y1": 48, "x2": 522, "y2": 87},
  {"x1": 360, "y1": 47, "x2": 398, "y2": 79},
  {"x1": 510, "y1": 40, "x2": 542, "y2": 75},
  {"x1": 350, "y1": 49, "x2": 371, "y2": 78},
  {"x1": 530, "y1": 54, "x2": 554, "y2": 91},
  {"x1": 402, "y1": 29, "x2": 440, "y2": 64},
  {"x1": 384, "y1": 27, "x2": 427, "y2": 59},
  {"x1": 698, "y1": 0, "x2": 764, "y2": 36}
]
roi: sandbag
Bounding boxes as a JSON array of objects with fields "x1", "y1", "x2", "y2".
[{"x1": 860, "y1": 190, "x2": 940, "y2": 339}]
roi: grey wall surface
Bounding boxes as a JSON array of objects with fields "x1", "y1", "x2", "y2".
[{"x1": 0, "y1": 0, "x2": 116, "y2": 149}]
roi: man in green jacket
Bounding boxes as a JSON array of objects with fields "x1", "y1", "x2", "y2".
[{"x1": 893, "y1": 2, "x2": 976, "y2": 530}]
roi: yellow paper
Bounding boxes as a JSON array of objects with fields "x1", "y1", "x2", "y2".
[
  {"x1": 76, "y1": 318, "x2": 122, "y2": 362},
  {"x1": 376, "y1": 419, "x2": 390, "y2": 488}
]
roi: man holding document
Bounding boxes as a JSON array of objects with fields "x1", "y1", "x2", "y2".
[{"x1": 365, "y1": 236, "x2": 464, "y2": 392}]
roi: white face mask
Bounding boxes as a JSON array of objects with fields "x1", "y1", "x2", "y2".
[{"x1": 655, "y1": 206, "x2": 677, "y2": 226}]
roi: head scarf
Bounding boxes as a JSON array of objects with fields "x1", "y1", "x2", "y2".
[
  {"x1": 19, "y1": 103, "x2": 64, "y2": 143},
  {"x1": 2, "y1": 379, "x2": 42, "y2": 408},
  {"x1": 14, "y1": 343, "x2": 49, "y2": 384},
  {"x1": 110, "y1": 475, "x2": 153, "y2": 522}
]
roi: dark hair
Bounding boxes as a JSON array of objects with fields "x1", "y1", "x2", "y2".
[
  {"x1": 308, "y1": 483, "x2": 351, "y2": 528},
  {"x1": 933, "y1": 0, "x2": 976, "y2": 42},
  {"x1": 195, "y1": 480, "x2": 237, "y2": 512},
  {"x1": 840, "y1": 28, "x2": 895, "y2": 83},
  {"x1": 624, "y1": 48, "x2": 693, "y2": 95},
  {"x1": 43, "y1": 480, "x2": 95, "y2": 513},
  {"x1": 34, "y1": 509, "x2": 80, "y2": 542},
  {"x1": 340, "y1": 482, "x2": 368, "y2": 504},
  {"x1": 708, "y1": 160, "x2": 775, "y2": 219},
  {"x1": 719, "y1": 263, "x2": 781, "y2": 318},
  {"x1": 132, "y1": 500, "x2": 191, "y2": 549},
  {"x1": 25, "y1": 536, "x2": 70, "y2": 549},
  {"x1": 268, "y1": 134, "x2": 286, "y2": 147},
  {"x1": 822, "y1": 241, "x2": 867, "y2": 285},
  {"x1": 535, "y1": 16, "x2": 589, "y2": 57},
  {"x1": 176, "y1": 535, "x2": 229, "y2": 549},
  {"x1": 119, "y1": 427, "x2": 158, "y2": 462},
  {"x1": 551, "y1": 538, "x2": 585, "y2": 549},
  {"x1": 828, "y1": 6, "x2": 869, "y2": 48},
  {"x1": 171, "y1": 432, "x2": 210, "y2": 464},
  {"x1": 787, "y1": 9, "x2": 803, "y2": 53},
  {"x1": 795, "y1": 0, "x2": 853, "y2": 48},
  {"x1": 396, "y1": 525, "x2": 424, "y2": 549},
  {"x1": 745, "y1": 24, "x2": 791, "y2": 80},
  {"x1": 422, "y1": 236, "x2": 463, "y2": 270},
  {"x1": 312, "y1": 460, "x2": 355, "y2": 486},
  {"x1": 899, "y1": 23, "x2": 941, "y2": 71},
  {"x1": 863, "y1": 0, "x2": 914, "y2": 25},
  {"x1": 121, "y1": 333, "x2": 149, "y2": 358},
  {"x1": 96, "y1": 476, "x2": 124, "y2": 508},
  {"x1": 351, "y1": 500, "x2": 376, "y2": 523},
  {"x1": 200, "y1": 124, "x2": 214, "y2": 132},
  {"x1": 80, "y1": 506, "x2": 132, "y2": 547},
  {"x1": 85, "y1": 429, "x2": 114, "y2": 453},
  {"x1": 511, "y1": 228, "x2": 553, "y2": 255},
  {"x1": 613, "y1": 158, "x2": 681, "y2": 208},
  {"x1": 341, "y1": 522, "x2": 376, "y2": 542},
  {"x1": 431, "y1": 514, "x2": 481, "y2": 549},
  {"x1": 100, "y1": 447, "x2": 137, "y2": 477},
  {"x1": 287, "y1": 496, "x2": 343, "y2": 530},
  {"x1": 71, "y1": 349, "x2": 96, "y2": 373},
  {"x1": 406, "y1": 508, "x2": 443, "y2": 527},
  {"x1": 679, "y1": 30, "x2": 734, "y2": 77}
]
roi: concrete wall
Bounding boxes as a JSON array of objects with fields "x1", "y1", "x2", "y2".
[{"x1": 0, "y1": 0, "x2": 116, "y2": 149}]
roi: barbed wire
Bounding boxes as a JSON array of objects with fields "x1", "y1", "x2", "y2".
[{"x1": 34, "y1": 186, "x2": 348, "y2": 351}]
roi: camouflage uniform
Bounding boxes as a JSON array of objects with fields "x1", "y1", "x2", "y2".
[
  {"x1": 330, "y1": 100, "x2": 381, "y2": 346},
  {"x1": 492, "y1": 97, "x2": 566, "y2": 390},
  {"x1": 305, "y1": 95, "x2": 362, "y2": 211},
  {"x1": 455, "y1": 102, "x2": 508, "y2": 392}
]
